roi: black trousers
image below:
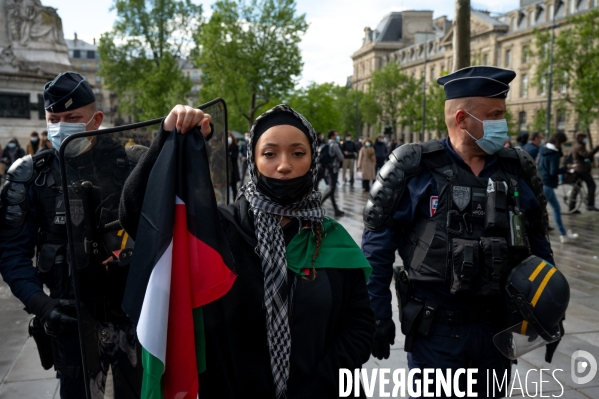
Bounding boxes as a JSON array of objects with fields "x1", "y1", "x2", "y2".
[
  {"x1": 55, "y1": 321, "x2": 142, "y2": 399},
  {"x1": 407, "y1": 322, "x2": 511, "y2": 398},
  {"x1": 578, "y1": 171, "x2": 597, "y2": 207},
  {"x1": 321, "y1": 168, "x2": 340, "y2": 212}
]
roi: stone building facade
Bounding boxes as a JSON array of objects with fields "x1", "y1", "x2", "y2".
[
  {"x1": 350, "y1": 0, "x2": 599, "y2": 144},
  {"x1": 0, "y1": 0, "x2": 71, "y2": 146},
  {"x1": 66, "y1": 35, "x2": 121, "y2": 127}
]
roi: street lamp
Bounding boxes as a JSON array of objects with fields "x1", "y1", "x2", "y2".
[
  {"x1": 546, "y1": 1, "x2": 563, "y2": 136},
  {"x1": 421, "y1": 33, "x2": 435, "y2": 142}
]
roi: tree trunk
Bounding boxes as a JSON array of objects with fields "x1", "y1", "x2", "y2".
[{"x1": 453, "y1": 0, "x2": 471, "y2": 71}]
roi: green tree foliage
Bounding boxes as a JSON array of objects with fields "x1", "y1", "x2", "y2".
[
  {"x1": 359, "y1": 91, "x2": 381, "y2": 131},
  {"x1": 286, "y1": 82, "x2": 340, "y2": 133},
  {"x1": 98, "y1": 0, "x2": 201, "y2": 121},
  {"x1": 504, "y1": 109, "x2": 519, "y2": 137},
  {"x1": 423, "y1": 84, "x2": 447, "y2": 138},
  {"x1": 196, "y1": 0, "x2": 308, "y2": 131},
  {"x1": 531, "y1": 108, "x2": 548, "y2": 134},
  {"x1": 364, "y1": 62, "x2": 419, "y2": 135},
  {"x1": 532, "y1": 9, "x2": 599, "y2": 132}
]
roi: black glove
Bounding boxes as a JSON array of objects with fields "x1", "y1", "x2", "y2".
[
  {"x1": 372, "y1": 319, "x2": 395, "y2": 360},
  {"x1": 28, "y1": 294, "x2": 78, "y2": 337}
]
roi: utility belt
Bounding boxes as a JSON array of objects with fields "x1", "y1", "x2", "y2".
[{"x1": 394, "y1": 266, "x2": 500, "y2": 352}]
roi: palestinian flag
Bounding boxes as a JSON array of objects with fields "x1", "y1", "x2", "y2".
[
  {"x1": 285, "y1": 218, "x2": 372, "y2": 279},
  {"x1": 122, "y1": 128, "x2": 236, "y2": 399}
]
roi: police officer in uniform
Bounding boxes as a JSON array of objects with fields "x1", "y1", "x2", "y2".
[
  {"x1": 0, "y1": 72, "x2": 143, "y2": 398},
  {"x1": 362, "y1": 66, "x2": 555, "y2": 397}
]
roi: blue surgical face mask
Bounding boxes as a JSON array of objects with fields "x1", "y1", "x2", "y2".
[
  {"x1": 47, "y1": 114, "x2": 95, "y2": 155},
  {"x1": 7, "y1": 142, "x2": 16, "y2": 149},
  {"x1": 365, "y1": 142, "x2": 372, "y2": 147},
  {"x1": 464, "y1": 111, "x2": 509, "y2": 155},
  {"x1": 583, "y1": 138, "x2": 589, "y2": 144},
  {"x1": 335, "y1": 135, "x2": 340, "y2": 142}
]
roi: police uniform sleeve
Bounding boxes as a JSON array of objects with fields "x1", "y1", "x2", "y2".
[
  {"x1": 0, "y1": 191, "x2": 44, "y2": 307},
  {"x1": 518, "y1": 177, "x2": 554, "y2": 264}
]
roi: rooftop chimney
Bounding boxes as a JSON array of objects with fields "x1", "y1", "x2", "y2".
[{"x1": 74, "y1": 32, "x2": 78, "y2": 46}]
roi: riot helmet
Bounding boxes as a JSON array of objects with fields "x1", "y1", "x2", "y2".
[{"x1": 493, "y1": 255, "x2": 569, "y2": 360}]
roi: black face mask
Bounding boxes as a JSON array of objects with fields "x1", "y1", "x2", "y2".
[{"x1": 256, "y1": 172, "x2": 314, "y2": 205}]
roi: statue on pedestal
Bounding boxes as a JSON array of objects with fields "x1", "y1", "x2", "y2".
[{"x1": 6, "y1": 0, "x2": 65, "y2": 47}]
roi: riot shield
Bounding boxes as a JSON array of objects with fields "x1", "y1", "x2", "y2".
[{"x1": 59, "y1": 98, "x2": 228, "y2": 398}]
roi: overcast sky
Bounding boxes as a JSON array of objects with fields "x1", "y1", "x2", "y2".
[{"x1": 44, "y1": 0, "x2": 521, "y2": 87}]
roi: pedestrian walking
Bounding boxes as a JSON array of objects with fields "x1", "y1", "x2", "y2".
[
  {"x1": 239, "y1": 132, "x2": 249, "y2": 185},
  {"x1": 321, "y1": 130, "x2": 346, "y2": 216},
  {"x1": 571, "y1": 131, "x2": 599, "y2": 211},
  {"x1": 38, "y1": 130, "x2": 53, "y2": 152},
  {"x1": 228, "y1": 131, "x2": 240, "y2": 200},
  {"x1": 362, "y1": 66, "x2": 562, "y2": 397},
  {"x1": 26, "y1": 131, "x2": 40, "y2": 155},
  {"x1": 373, "y1": 135, "x2": 387, "y2": 173},
  {"x1": 1, "y1": 138, "x2": 25, "y2": 170},
  {"x1": 357, "y1": 138, "x2": 376, "y2": 192},
  {"x1": 341, "y1": 133, "x2": 358, "y2": 185},
  {"x1": 120, "y1": 103, "x2": 375, "y2": 398},
  {"x1": 538, "y1": 132, "x2": 578, "y2": 243},
  {"x1": 522, "y1": 131, "x2": 544, "y2": 160}
]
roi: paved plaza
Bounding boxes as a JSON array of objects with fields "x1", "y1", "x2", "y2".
[{"x1": 1, "y1": 176, "x2": 598, "y2": 398}]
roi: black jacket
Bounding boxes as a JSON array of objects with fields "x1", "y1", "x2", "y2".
[
  {"x1": 340, "y1": 140, "x2": 358, "y2": 159},
  {"x1": 119, "y1": 128, "x2": 375, "y2": 398},
  {"x1": 538, "y1": 144, "x2": 567, "y2": 188},
  {"x1": 197, "y1": 198, "x2": 374, "y2": 399}
]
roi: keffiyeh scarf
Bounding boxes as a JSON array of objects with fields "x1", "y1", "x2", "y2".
[{"x1": 237, "y1": 104, "x2": 325, "y2": 398}]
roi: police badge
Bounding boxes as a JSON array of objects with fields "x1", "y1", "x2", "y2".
[{"x1": 452, "y1": 186, "x2": 471, "y2": 212}]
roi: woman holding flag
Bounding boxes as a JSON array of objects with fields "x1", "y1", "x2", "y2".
[{"x1": 120, "y1": 103, "x2": 375, "y2": 399}]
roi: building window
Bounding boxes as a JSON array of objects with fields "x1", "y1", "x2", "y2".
[
  {"x1": 95, "y1": 75, "x2": 101, "y2": 83},
  {"x1": 512, "y1": 16, "x2": 518, "y2": 31},
  {"x1": 483, "y1": 53, "x2": 489, "y2": 65},
  {"x1": 548, "y1": 4, "x2": 555, "y2": 21},
  {"x1": 560, "y1": 71, "x2": 568, "y2": 93},
  {"x1": 521, "y1": 74, "x2": 528, "y2": 98},
  {"x1": 73, "y1": 49, "x2": 81, "y2": 58},
  {"x1": 522, "y1": 45, "x2": 529, "y2": 63},
  {"x1": 505, "y1": 49, "x2": 512, "y2": 67},
  {"x1": 570, "y1": 0, "x2": 577, "y2": 14},
  {"x1": 519, "y1": 111, "x2": 527, "y2": 132},
  {"x1": 192, "y1": 71, "x2": 198, "y2": 81},
  {"x1": 93, "y1": 88, "x2": 101, "y2": 94},
  {"x1": 594, "y1": 0, "x2": 598, "y2": 8},
  {"x1": 430, "y1": 66, "x2": 435, "y2": 81},
  {"x1": 556, "y1": 109, "x2": 566, "y2": 133},
  {"x1": 529, "y1": 11, "x2": 535, "y2": 27},
  {"x1": 540, "y1": 76, "x2": 546, "y2": 95},
  {"x1": 87, "y1": 50, "x2": 95, "y2": 59},
  {"x1": 81, "y1": 62, "x2": 86, "y2": 71}
]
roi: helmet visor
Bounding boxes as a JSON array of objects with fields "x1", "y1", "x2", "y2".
[{"x1": 493, "y1": 321, "x2": 562, "y2": 360}]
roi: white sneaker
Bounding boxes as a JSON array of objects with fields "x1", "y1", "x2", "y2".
[{"x1": 560, "y1": 230, "x2": 579, "y2": 243}]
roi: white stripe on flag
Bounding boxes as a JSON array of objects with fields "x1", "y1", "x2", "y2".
[{"x1": 137, "y1": 239, "x2": 173, "y2": 369}]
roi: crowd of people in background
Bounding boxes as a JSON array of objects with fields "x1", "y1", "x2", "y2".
[
  {"x1": 226, "y1": 129, "x2": 405, "y2": 215},
  {"x1": 3, "y1": 126, "x2": 597, "y2": 226}
]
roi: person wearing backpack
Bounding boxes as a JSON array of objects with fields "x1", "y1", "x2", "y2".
[{"x1": 320, "y1": 130, "x2": 345, "y2": 216}]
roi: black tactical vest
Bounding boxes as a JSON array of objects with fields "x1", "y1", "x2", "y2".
[
  {"x1": 398, "y1": 142, "x2": 532, "y2": 298},
  {"x1": 34, "y1": 136, "x2": 132, "y2": 320}
]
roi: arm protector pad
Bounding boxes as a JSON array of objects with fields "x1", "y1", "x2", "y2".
[
  {"x1": 363, "y1": 143, "x2": 422, "y2": 231},
  {"x1": 0, "y1": 155, "x2": 35, "y2": 239}
]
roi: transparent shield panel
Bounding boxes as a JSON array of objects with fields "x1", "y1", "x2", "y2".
[
  {"x1": 59, "y1": 98, "x2": 227, "y2": 397},
  {"x1": 493, "y1": 322, "x2": 561, "y2": 360}
]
